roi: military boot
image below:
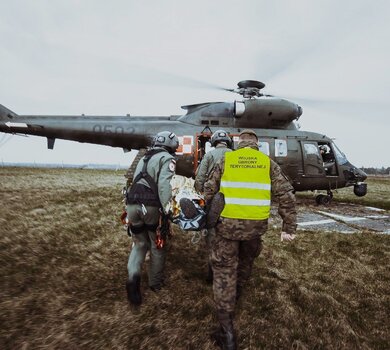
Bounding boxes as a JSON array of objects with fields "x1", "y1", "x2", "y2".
[
  {"x1": 180, "y1": 198, "x2": 198, "y2": 218},
  {"x1": 126, "y1": 275, "x2": 142, "y2": 306},
  {"x1": 210, "y1": 310, "x2": 237, "y2": 350}
]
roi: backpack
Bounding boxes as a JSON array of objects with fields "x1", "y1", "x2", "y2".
[{"x1": 126, "y1": 149, "x2": 166, "y2": 208}]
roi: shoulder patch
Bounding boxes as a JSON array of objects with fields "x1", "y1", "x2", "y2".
[{"x1": 168, "y1": 159, "x2": 176, "y2": 172}]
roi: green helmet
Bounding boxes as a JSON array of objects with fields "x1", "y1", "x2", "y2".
[{"x1": 153, "y1": 131, "x2": 179, "y2": 153}]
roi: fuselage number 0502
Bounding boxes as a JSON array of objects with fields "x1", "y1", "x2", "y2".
[{"x1": 92, "y1": 124, "x2": 135, "y2": 134}]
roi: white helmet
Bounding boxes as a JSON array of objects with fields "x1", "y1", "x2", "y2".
[{"x1": 153, "y1": 131, "x2": 179, "y2": 153}]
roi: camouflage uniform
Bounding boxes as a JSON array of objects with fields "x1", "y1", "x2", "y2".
[
  {"x1": 127, "y1": 147, "x2": 176, "y2": 289},
  {"x1": 204, "y1": 141, "x2": 296, "y2": 313}
]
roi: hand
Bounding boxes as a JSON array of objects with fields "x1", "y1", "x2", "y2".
[
  {"x1": 163, "y1": 203, "x2": 172, "y2": 217},
  {"x1": 281, "y1": 232, "x2": 296, "y2": 242}
]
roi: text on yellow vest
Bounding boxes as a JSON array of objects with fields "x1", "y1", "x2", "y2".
[{"x1": 220, "y1": 147, "x2": 271, "y2": 220}]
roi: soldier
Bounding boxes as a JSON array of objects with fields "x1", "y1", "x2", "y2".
[
  {"x1": 195, "y1": 130, "x2": 233, "y2": 283},
  {"x1": 125, "y1": 131, "x2": 179, "y2": 306},
  {"x1": 194, "y1": 130, "x2": 232, "y2": 193},
  {"x1": 204, "y1": 129, "x2": 297, "y2": 350}
]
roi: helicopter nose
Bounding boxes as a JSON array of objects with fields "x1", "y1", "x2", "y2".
[
  {"x1": 351, "y1": 167, "x2": 367, "y2": 182},
  {"x1": 297, "y1": 105, "x2": 303, "y2": 117},
  {"x1": 357, "y1": 168, "x2": 367, "y2": 182},
  {"x1": 345, "y1": 165, "x2": 367, "y2": 183}
]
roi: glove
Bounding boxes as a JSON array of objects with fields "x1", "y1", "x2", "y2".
[{"x1": 281, "y1": 232, "x2": 296, "y2": 242}]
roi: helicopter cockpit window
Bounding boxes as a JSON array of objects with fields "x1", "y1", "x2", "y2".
[
  {"x1": 259, "y1": 141, "x2": 270, "y2": 155},
  {"x1": 275, "y1": 139, "x2": 287, "y2": 157},
  {"x1": 304, "y1": 143, "x2": 320, "y2": 156},
  {"x1": 332, "y1": 142, "x2": 348, "y2": 165}
]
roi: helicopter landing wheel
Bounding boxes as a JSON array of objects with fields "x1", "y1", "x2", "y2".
[{"x1": 316, "y1": 194, "x2": 332, "y2": 205}]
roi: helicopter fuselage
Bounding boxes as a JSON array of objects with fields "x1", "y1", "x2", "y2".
[{"x1": 0, "y1": 96, "x2": 367, "y2": 198}]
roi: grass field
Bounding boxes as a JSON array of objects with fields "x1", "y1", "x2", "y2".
[{"x1": 1, "y1": 167, "x2": 389, "y2": 349}]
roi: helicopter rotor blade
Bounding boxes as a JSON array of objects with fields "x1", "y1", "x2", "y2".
[
  {"x1": 108, "y1": 62, "x2": 234, "y2": 92},
  {"x1": 122, "y1": 62, "x2": 388, "y2": 122},
  {"x1": 286, "y1": 96, "x2": 389, "y2": 122},
  {"x1": 93, "y1": 52, "x2": 389, "y2": 121}
]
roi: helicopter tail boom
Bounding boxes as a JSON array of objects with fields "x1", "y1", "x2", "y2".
[{"x1": 0, "y1": 104, "x2": 30, "y2": 132}]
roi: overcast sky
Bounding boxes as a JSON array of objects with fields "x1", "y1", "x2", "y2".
[{"x1": 1, "y1": 0, "x2": 389, "y2": 168}]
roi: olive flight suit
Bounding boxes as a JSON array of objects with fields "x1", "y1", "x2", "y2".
[
  {"x1": 127, "y1": 147, "x2": 176, "y2": 290},
  {"x1": 194, "y1": 143, "x2": 232, "y2": 193}
]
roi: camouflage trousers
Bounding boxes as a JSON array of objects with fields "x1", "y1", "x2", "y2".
[{"x1": 210, "y1": 224, "x2": 263, "y2": 312}]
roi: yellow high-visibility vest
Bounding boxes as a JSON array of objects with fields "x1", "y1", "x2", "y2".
[{"x1": 220, "y1": 147, "x2": 271, "y2": 220}]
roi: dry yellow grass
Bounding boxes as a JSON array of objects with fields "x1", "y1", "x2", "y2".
[{"x1": 1, "y1": 167, "x2": 389, "y2": 349}]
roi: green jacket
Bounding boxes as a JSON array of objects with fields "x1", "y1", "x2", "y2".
[
  {"x1": 132, "y1": 147, "x2": 176, "y2": 214},
  {"x1": 194, "y1": 143, "x2": 232, "y2": 192}
]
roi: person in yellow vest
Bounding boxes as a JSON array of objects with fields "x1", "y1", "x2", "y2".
[{"x1": 203, "y1": 129, "x2": 297, "y2": 350}]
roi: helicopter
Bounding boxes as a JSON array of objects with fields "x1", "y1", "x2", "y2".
[{"x1": 0, "y1": 80, "x2": 367, "y2": 204}]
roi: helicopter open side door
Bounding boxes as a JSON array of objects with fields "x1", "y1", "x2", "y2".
[
  {"x1": 301, "y1": 141, "x2": 326, "y2": 177},
  {"x1": 194, "y1": 132, "x2": 212, "y2": 173},
  {"x1": 318, "y1": 142, "x2": 338, "y2": 176}
]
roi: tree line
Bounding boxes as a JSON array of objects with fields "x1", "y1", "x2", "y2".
[{"x1": 360, "y1": 167, "x2": 390, "y2": 175}]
